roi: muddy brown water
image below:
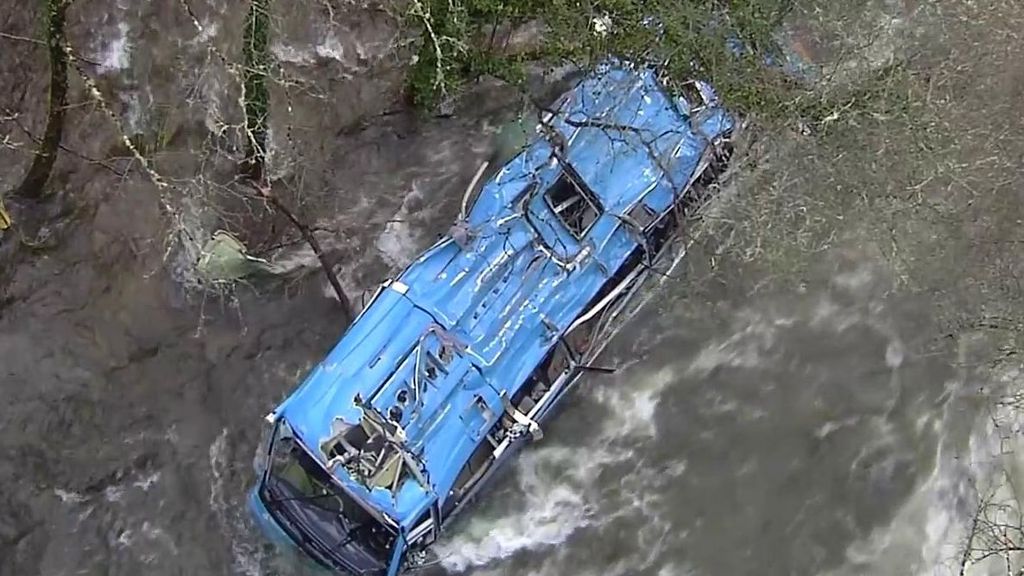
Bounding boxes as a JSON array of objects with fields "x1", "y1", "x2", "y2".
[{"x1": 2, "y1": 1, "x2": 1024, "y2": 576}]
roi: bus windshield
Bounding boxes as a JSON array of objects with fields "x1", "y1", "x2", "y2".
[{"x1": 260, "y1": 419, "x2": 398, "y2": 574}]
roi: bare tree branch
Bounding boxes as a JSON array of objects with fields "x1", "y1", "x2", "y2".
[
  {"x1": 251, "y1": 180, "x2": 353, "y2": 321},
  {"x1": 0, "y1": 31, "x2": 44, "y2": 46}
]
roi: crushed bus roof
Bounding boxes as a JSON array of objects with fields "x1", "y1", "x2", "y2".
[{"x1": 271, "y1": 63, "x2": 733, "y2": 529}]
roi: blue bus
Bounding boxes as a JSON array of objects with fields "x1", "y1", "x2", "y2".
[{"x1": 248, "y1": 62, "x2": 734, "y2": 576}]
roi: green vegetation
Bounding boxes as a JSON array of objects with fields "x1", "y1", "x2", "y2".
[
  {"x1": 405, "y1": 0, "x2": 809, "y2": 116},
  {"x1": 403, "y1": 0, "x2": 922, "y2": 134},
  {"x1": 13, "y1": 0, "x2": 69, "y2": 199},
  {"x1": 242, "y1": 0, "x2": 270, "y2": 177}
]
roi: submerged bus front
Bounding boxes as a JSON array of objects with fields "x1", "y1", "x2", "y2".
[
  {"x1": 249, "y1": 417, "x2": 407, "y2": 576},
  {"x1": 248, "y1": 277, "x2": 447, "y2": 576}
]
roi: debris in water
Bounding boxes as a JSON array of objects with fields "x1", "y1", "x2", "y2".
[
  {"x1": 0, "y1": 195, "x2": 11, "y2": 230},
  {"x1": 196, "y1": 230, "x2": 274, "y2": 282}
]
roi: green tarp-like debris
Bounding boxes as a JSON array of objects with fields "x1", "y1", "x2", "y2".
[
  {"x1": 197, "y1": 230, "x2": 274, "y2": 282},
  {"x1": 491, "y1": 116, "x2": 536, "y2": 166}
]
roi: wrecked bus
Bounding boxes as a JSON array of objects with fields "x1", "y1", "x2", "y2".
[{"x1": 248, "y1": 62, "x2": 734, "y2": 575}]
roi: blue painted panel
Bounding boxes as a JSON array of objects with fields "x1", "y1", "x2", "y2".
[{"x1": 271, "y1": 63, "x2": 734, "y2": 532}]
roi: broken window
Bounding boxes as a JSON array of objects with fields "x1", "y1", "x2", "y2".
[
  {"x1": 422, "y1": 350, "x2": 447, "y2": 383},
  {"x1": 678, "y1": 80, "x2": 708, "y2": 115},
  {"x1": 543, "y1": 338, "x2": 576, "y2": 384},
  {"x1": 438, "y1": 343, "x2": 453, "y2": 364},
  {"x1": 442, "y1": 418, "x2": 502, "y2": 519},
  {"x1": 627, "y1": 202, "x2": 658, "y2": 230},
  {"x1": 544, "y1": 170, "x2": 602, "y2": 239},
  {"x1": 320, "y1": 401, "x2": 431, "y2": 494}
]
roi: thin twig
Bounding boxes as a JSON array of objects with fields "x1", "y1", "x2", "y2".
[{"x1": 0, "y1": 31, "x2": 44, "y2": 45}]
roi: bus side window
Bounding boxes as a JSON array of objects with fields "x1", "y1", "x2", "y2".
[
  {"x1": 544, "y1": 339, "x2": 575, "y2": 383},
  {"x1": 407, "y1": 508, "x2": 438, "y2": 550}
]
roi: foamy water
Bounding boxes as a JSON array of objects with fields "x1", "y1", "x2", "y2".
[
  {"x1": 817, "y1": 360, "x2": 1024, "y2": 576},
  {"x1": 210, "y1": 428, "x2": 268, "y2": 576},
  {"x1": 433, "y1": 364, "x2": 673, "y2": 572},
  {"x1": 103, "y1": 245, "x2": 1006, "y2": 576},
  {"x1": 427, "y1": 259, "x2": 1002, "y2": 576},
  {"x1": 97, "y1": 21, "x2": 131, "y2": 74}
]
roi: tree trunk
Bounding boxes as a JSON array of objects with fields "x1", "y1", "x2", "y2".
[{"x1": 13, "y1": 0, "x2": 69, "y2": 199}]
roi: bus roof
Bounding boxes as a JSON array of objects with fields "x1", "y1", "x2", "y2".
[{"x1": 272, "y1": 63, "x2": 733, "y2": 529}]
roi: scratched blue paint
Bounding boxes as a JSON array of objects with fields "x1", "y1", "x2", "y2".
[{"x1": 258, "y1": 62, "x2": 733, "y2": 572}]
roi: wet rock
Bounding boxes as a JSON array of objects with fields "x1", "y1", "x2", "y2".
[
  {"x1": 265, "y1": 0, "x2": 407, "y2": 183},
  {"x1": 779, "y1": 0, "x2": 920, "y2": 88}
]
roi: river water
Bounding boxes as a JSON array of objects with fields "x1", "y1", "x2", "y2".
[
  {"x1": 2, "y1": 1, "x2": 1023, "y2": 576},
  {"x1": 429, "y1": 256, "x2": 993, "y2": 576}
]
